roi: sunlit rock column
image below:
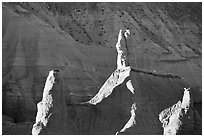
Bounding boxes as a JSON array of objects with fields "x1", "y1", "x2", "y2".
[
  {"x1": 159, "y1": 88, "x2": 191, "y2": 135},
  {"x1": 32, "y1": 70, "x2": 67, "y2": 135},
  {"x1": 116, "y1": 29, "x2": 128, "y2": 68},
  {"x1": 87, "y1": 29, "x2": 133, "y2": 105},
  {"x1": 116, "y1": 103, "x2": 137, "y2": 135}
]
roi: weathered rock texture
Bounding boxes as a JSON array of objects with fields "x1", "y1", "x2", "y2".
[
  {"x1": 159, "y1": 88, "x2": 191, "y2": 135},
  {"x1": 30, "y1": 30, "x2": 201, "y2": 135},
  {"x1": 116, "y1": 103, "x2": 137, "y2": 135},
  {"x1": 32, "y1": 70, "x2": 68, "y2": 135},
  {"x1": 2, "y1": 2, "x2": 202, "y2": 135},
  {"x1": 87, "y1": 29, "x2": 132, "y2": 105}
]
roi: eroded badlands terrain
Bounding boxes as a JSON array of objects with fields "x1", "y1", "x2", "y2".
[{"x1": 2, "y1": 2, "x2": 202, "y2": 135}]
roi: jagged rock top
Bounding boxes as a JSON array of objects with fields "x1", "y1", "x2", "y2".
[
  {"x1": 32, "y1": 70, "x2": 67, "y2": 135},
  {"x1": 159, "y1": 87, "x2": 191, "y2": 135},
  {"x1": 87, "y1": 29, "x2": 132, "y2": 105}
]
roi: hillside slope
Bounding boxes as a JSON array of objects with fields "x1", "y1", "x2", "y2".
[
  {"x1": 31, "y1": 29, "x2": 201, "y2": 135},
  {"x1": 2, "y1": 2, "x2": 201, "y2": 133}
]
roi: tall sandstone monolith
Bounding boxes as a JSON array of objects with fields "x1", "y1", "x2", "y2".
[{"x1": 32, "y1": 70, "x2": 68, "y2": 135}]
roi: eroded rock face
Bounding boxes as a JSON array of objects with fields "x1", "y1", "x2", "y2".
[
  {"x1": 87, "y1": 30, "x2": 132, "y2": 105},
  {"x1": 2, "y1": 3, "x2": 202, "y2": 133},
  {"x1": 2, "y1": 2, "x2": 201, "y2": 124},
  {"x1": 159, "y1": 87, "x2": 194, "y2": 135},
  {"x1": 116, "y1": 103, "x2": 137, "y2": 135},
  {"x1": 87, "y1": 29, "x2": 137, "y2": 134},
  {"x1": 32, "y1": 70, "x2": 67, "y2": 135},
  {"x1": 83, "y1": 30, "x2": 201, "y2": 135},
  {"x1": 29, "y1": 29, "x2": 201, "y2": 135}
]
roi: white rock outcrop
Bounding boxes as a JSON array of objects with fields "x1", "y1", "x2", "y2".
[
  {"x1": 159, "y1": 87, "x2": 191, "y2": 135},
  {"x1": 116, "y1": 103, "x2": 137, "y2": 135},
  {"x1": 126, "y1": 80, "x2": 135, "y2": 94},
  {"x1": 32, "y1": 70, "x2": 66, "y2": 135},
  {"x1": 87, "y1": 29, "x2": 134, "y2": 105}
]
